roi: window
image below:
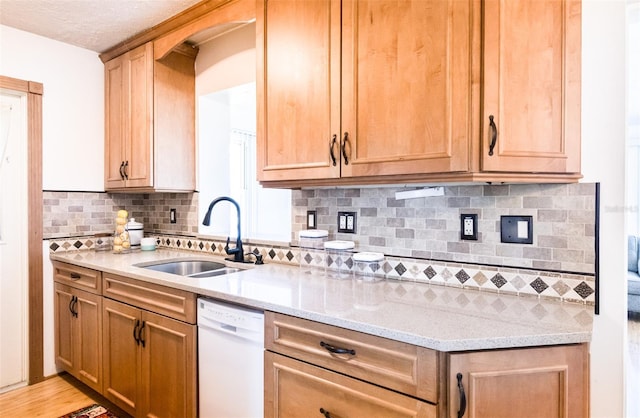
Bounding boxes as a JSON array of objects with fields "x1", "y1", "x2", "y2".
[{"x1": 198, "y1": 83, "x2": 291, "y2": 243}]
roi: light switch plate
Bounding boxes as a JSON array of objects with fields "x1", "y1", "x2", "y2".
[
  {"x1": 306, "y1": 210, "x2": 317, "y2": 229},
  {"x1": 460, "y1": 214, "x2": 478, "y2": 240},
  {"x1": 500, "y1": 216, "x2": 533, "y2": 244}
]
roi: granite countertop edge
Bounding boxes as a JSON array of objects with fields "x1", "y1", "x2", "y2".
[{"x1": 50, "y1": 249, "x2": 594, "y2": 353}]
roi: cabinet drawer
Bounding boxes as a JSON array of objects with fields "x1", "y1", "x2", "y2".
[
  {"x1": 265, "y1": 312, "x2": 439, "y2": 403},
  {"x1": 265, "y1": 351, "x2": 436, "y2": 418},
  {"x1": 53, "y1": 261, "x2": 102, "y2": 294},
  {"x1": 103, "y1": 273, "x2": 196, "y2": 323}
]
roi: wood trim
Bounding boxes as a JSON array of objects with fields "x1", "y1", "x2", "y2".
[
  {"x1": 0, "y1": 75, "x2": 44, "y2": 384},
  {"x1": 98, "y1": 0, "x2": 242, "y2": 62},
  {"x1": 153, "y1": 0, "x2": 254, "y2": 61}
]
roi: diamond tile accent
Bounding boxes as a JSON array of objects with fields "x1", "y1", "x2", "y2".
[
  {"x1": 50, "y1": 243, "x2": 60, "y2": 251},
  {"x1": 268, "y1": 249, "x2": 276, "y2": 259},
  {"x1": 382, "y1": 262, "x2": 393, "y2": 274},
  {"x1": 304, "y1": 253, "x2": 313, "y2": 264},
  {"x1": 574, "y1": 282, "x2": 595, "y2": 299},
  {"x1": 286, "y1": 251, "x2": 294, "y2": 261},
  {"x1": 440, "y1": 268, "x2": 453, "y2": 280},
  {"x1": 424, "y1": 266, "x2": 437, "y2": 279},
  {"x1": 511, "y1": 275, "x2": 527, "y2": 290},
  {"x1": 473, "y1": 272, "x2": 488, "y2": 286},
  {"x1": 455, "y1": 269, "x2": 471, "y2": 284},
  {"x1": 552, "y1": 280, "x2": 571, "y2": 296},
  {"x1": 394, "y1": 263, "x2": 407, "y2": 276},
  {"x1": 491, "y1": 273, "x2": 507, "y2": 288},
  {"x1": 530, "y1": 277, "x2": 549, "y2": 294}
]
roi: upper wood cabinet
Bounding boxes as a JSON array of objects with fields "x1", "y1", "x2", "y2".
[
  {"x1": 104, "y1": 42, "x2": 197, "y2": 192},
  {"x1": 257, "y1": 0, "x2": 582, "y2": 187},
  {"x1": 257, "y1": 0, "x2": 473, "y2": 183},
  {"x1": 480, "y1": 0, "x2": 581, "y2": 174}
]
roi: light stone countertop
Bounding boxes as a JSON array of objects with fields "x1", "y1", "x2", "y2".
[{"x1": 50, "y1": 248, "x2": 593, "y2": 352}]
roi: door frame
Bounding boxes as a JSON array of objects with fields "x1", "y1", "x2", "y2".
[{"x1": 0, "y1": 75, "x2": 44, "y2": 384}]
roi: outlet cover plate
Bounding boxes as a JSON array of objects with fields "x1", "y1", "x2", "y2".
[
  {"x1": 500, "y1": 215, "x2": 533, "y2": 244},
  {"x1": 460, "y1": 214, "x2": 478, "y2": 240},
  {"x1": 338, "y1": 211, "x2": 357, "y2": 234}
]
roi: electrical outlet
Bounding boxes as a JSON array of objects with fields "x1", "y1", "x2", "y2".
[
  {"x1": 170, "y1": 208, "x2": 177, "y2": 224},
  {"x1": 460, "y1": 214, "x2": 478, "y2": 240},
  {"x1": 338, "y1": 211, "x2": 357, "y2": 233}
]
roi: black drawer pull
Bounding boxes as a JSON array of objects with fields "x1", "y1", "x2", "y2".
[
  {"x1": 320, "y1": 341, "x2": 356, "y2": 356},
  {"x1": 70, "y1": 272, "x2": 81, "y2": 280},
  {"x1": 319, "y1": 407, "x2": 332, "y2": 418},
  {"x1": 133, "y1": 319, "x2": 140, "y2": 345}
]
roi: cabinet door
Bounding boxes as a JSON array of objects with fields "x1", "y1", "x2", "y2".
[
  {"x1": 448, "y1": 344, "x2": 589, "y2": 418},
  {"x1": 124, "y1": 42, "x2": 154, "y2": 188},
  {"x1": 257, "y1": 0, "x2": 342, "y2": 182},
  {"x1": 74, "y1": 290, "x2": 102, "y2": 393},
  {"x1": 341, "y1": 0, "x2": 473, "y2": 178},
  {"x1": 103, "y1": 298, "x2": 140, "y2": 417},
  {"x1": 265, "y1": 351, "x2": 437, "y2": 418},
  {"x1": 54, "y1": 283, "x2": 75, "y2": 371},
  {"x1": 139, "y1": 310, "x2": 197, "y2": 418},
  {"x1": 104, "y1": 56, "x2": 126, "y2": 189},
  {"x1": 481, "y1": 0, "x2": 581, "y2": 173}
]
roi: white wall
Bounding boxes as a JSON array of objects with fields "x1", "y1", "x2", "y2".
[
  {"x1": 0, "y1": 25, "x2": 104, "y2": 191},
  {"x1": 581, "y1": 1, "x2": 627, "y2": 416}
]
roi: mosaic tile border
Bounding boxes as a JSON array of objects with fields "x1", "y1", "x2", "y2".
[{"x1": 47, "y1": 234, "x2": 595, "y2": 305}]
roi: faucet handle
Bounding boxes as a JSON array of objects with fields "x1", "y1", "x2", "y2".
[{"x1": 224, "y1": 237, "x2": 240, "y2": 255}]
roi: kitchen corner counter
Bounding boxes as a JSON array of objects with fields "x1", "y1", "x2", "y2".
[{"x1": 50, "y1": 249, "x2": 593, "y2": 352}]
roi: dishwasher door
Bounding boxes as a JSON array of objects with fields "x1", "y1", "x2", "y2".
[{"x1": 197, "y1": 298, "x2": 264, "y2": 418}]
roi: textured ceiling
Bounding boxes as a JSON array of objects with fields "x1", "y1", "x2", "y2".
[{"x1": 0, "y1": 0, "x2": 204, "y2": 53}]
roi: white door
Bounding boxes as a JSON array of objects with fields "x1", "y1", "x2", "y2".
[{"x1": 0, "y1": 89, "x2": 28, "y2": 391}]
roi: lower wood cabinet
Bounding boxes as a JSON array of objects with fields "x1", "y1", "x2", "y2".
[
  {"x1": 448, "y1": 344, "x2": 589, "y2": 418},
  {"x1": 54, "y1": 282, "x2": 102, "y2": 393},
  {"x1": 265, "y1": 351, "x2": 437, "y2": 418},
  {"x1": 102, "y1": 298, "x2": 197, "y2": 418}
]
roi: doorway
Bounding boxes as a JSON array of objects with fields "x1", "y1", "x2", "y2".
[
  {"x1": 0, "y1": 88, "x2": 28, "y2": 392},
  {"x1": 0, "y1": 76, "x2": 44, "y2": 387}
]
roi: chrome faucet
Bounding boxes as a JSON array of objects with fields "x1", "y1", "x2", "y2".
[{"x1": 202, "y1": 196, "x2": 245, "y2": 263}]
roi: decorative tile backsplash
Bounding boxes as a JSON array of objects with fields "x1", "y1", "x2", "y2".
[
  {"x1": 43, "y1": 191, "x2": 198, "y2": 239},
  {"x1": 44, "y1": 183, "x2": 597, "y2": 305},
  {"x1": 292, "y1": 184, "x2": 596, "y2": 274}
]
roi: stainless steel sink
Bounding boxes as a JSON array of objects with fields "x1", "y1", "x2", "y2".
[{"x1": 135, "y1": 260, "x2": 241, "y2": 278}]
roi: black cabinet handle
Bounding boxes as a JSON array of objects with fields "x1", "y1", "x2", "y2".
[
  {"x1": 319, "y1": 408, "x2": 332, "y2": 418},
  {"x1": 457, "y1": 372, "x2": 467, "y2": 418},
  {"x1": 68, "y1": 296, "x2": 75, "y2": 316},
  {"x1": 123, "y1": 160, "x2": 129, "y2": 180},
  {"x1": 341, "y1": 132, "x2": 350, "y2": 165},
  {"x1": 320, "y1": 341, "x2": 356, "y2": 356},
  {"x1": 488, "y1": 115, "x2": 497, "y2": 156},
  {"x1": 138, "y1": 321, "x2": 146, "y2": 348},
  {"x1": 329, "y1": 134, "x2": 337, "y2": 166},
  {"x1": 133, "y1": 319, "x2": 140, "y2": 345},
  {"x1": 70, "y1": 272, "x2": 81, "y2": 280},
  {"x1": 119, "y1": 161, "x2": 125, "y2": 179}
]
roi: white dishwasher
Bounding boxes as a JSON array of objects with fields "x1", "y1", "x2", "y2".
[{"x1": 197, "y1": 297, "x2": 264, "y2": 418}]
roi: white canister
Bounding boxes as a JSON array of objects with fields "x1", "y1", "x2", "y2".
[{"x1": 126, "y1": 218, "x2": 144, "y2": 247}]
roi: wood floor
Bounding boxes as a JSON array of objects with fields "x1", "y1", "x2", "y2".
[{"x1": 0, "y1": 373, "x2": 131, "y2": 418}]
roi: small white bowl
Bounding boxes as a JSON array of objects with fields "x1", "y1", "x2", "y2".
[{"x1": 140, "y1": 238, "x2": 156, "y2": 251}]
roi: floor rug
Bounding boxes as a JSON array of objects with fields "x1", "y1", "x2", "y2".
[{"x1": 59, "y1": 404, "x2": 118, "y2": 418}]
